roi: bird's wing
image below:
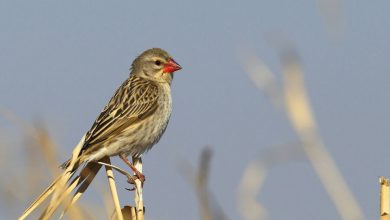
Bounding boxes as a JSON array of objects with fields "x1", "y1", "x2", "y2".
[{"x1": 81, "y1": 76, "x2": 159, "y2": 154}]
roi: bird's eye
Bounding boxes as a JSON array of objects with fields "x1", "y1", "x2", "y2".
[{"x1": 155, "y1": 60, "x2": 161, "y2": 66}]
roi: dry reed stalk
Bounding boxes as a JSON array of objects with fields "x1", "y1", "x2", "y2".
[
  {"x1": 133, "y1": 157, "x2": 144, "y2": 220},
  {"x1": 107, "y1": 157, "x2": 144, "y2": 220},
  {"x1": 380, "y1": 177, "x2": 390, "y2": 220},
  {"x1": 102, "y1": 157, "x2": 124, "y2": 220},
  {"x1": 111, "y1": 206, "x2": 136, "y2": 220},
  {"x1": 124, "y1": 206, "x2": 137, "y2": 219},
  {"x1": 98, "y1": 163, "x2": 136, "y2": 220}
]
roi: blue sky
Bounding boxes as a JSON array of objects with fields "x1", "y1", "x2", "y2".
[{"x1": 1, "y1": 0, "x2": 390, "y2": 219}]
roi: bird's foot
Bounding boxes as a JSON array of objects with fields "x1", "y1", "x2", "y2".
[
  {"x1": 135, "y1": 172, "x2": 145, "y2": 184},
  {"x1": 126, "y1": 173, "x2": 145, "y2": 184},
  {"x1": 125, "y1": 173, "x2": 145, "y2": 190},
  {"x1": 119, "y1": 154, "x2": 146, "y2": 188}
]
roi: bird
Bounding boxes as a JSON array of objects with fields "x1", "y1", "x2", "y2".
[
  {"x1": 20, "y1": 48, "x2": 182, "y2": 219},
  {"x1": 62, "y1": 47, "x2": 182, "y2": 182}
]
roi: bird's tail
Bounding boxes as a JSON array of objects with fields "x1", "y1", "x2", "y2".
[
  {"x1": 19, "y1": 136, "x2": 93, "y2": 220},
  {"x1": 19, "y1": 167, "x2": 77, "y2": 220},
  {"x1": 19, "y1": 157, "x2": 102, "y2": 220},
  {"x1": 60, "y1": 157, "x2": 82, "y2": 171},
  {"x1": 60, "y1": 159, "x2": 71, "y2": 169}
]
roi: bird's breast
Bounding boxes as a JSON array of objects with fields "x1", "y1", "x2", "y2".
[{"x1": 120, "y1": 84, "x2": 172, "y2": 157}]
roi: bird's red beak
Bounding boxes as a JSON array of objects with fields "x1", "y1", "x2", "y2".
[{"x1": 163, "y1": 59, "x2": 182, "y2": 73}]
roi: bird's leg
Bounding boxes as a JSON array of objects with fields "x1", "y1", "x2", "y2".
[{"x1": 119, "y1": 153, "x2": 145, "y2": 185}]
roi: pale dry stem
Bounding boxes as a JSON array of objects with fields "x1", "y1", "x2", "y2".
[
  {"x1": 380, "y1": 177, "x2": 390, "y2": 220},
  {"x1": 133, "y1": 157, "x2": 144, "y2": 220},
  {"x1": 102, "y1": 157, "x2": 124, "y2": 220}
]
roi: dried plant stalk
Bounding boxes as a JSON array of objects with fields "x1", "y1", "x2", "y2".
[
  {"x1": 102, "y1": 157, "x2": 124, "y2": 220},
  {"x1": 133, "y1": 157, "x2": 144, "y2": 220},
  {"x1": 112, "y1": 206, "x2": 136, "y2": 220},
  {"x1": 380, "y1": 177, "x2": 390, "y2": 220}
]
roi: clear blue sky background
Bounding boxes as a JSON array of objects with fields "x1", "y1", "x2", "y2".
[{"x1": 1, "y1": 0, "x2": 390, "y2": 219}]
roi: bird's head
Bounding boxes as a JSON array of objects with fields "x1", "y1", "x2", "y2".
[{"x1": 131, "y1": 48, "x2": 182, "y2": 84}]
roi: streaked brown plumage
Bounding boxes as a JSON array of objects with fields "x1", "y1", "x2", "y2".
[
  {"x1": 62, "y1": 48, "x2": 181, "y2": 179},
  {"x1": 20, "y1": 48, "x2": 181, "y2": 219}
]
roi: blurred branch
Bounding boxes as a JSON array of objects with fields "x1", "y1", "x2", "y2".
[
  {"x1": 240, "y1": 49, "x2": 283, "y2": 109},
  {"x1": 0, "y1": 111, "x2": 60, "y2": 177},
  {"x1": 180, "y1": 147, "x2": 226, "y2": 220},
  {"x1": 237, "y1": 142, "x2": 303, "y2": 220},
  {"x1": 238, "y1": 161, "x2": 268, "y2": 220},
  {"x1": 241, "y1": 42, "x2": 365, "y2": 220},
  {"x1": 30, "y1": 123, "x2": 61, "y2": 177},
  {"x1": 280, "y1": 47, "x2": 364, "y2": 220},
  {"x1": 197, "y1": 148, "x2": 215, "y2": 220}
]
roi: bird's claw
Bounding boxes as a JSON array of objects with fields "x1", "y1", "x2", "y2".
[
  {"x1": 136, "y1": 173, "x2": 146, "y2": 184},
  {"x1": 126, "y1": 174, "x2": 145, "y2": 187}
]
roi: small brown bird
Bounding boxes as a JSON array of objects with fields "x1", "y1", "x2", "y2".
[
  {"x1": 62, "y1": 48, "x2": 182, "y2": 182},
  {"x1": 20, "y1": 48, "x2": 182, "y2": 219}
]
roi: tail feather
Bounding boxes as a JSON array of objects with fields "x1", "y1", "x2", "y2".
[
  {"x1": 40, "y1": 162, "x2": 102, "y2": 220},
  {"x1": 20, "y1": 156, "x2": 83, "y2": 219},
  {"x1": 59, "y1": 162, "x2": 102, "y2": 219},
  {"x1": 60, "y1": 159, "x2": 70, "y2": 170},
  {"x1": 60, "y1": 158, "x2": 82, "y2": 172},
  {"x1": 19, "y1": 176, "x2": 60, "y2": 220},
  {"x1": 19, "y1": 170, "x2": 76, "y2": 220}
]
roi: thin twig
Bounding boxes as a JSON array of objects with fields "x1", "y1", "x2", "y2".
[{"x1": 97, "y1": 161, "x2": 135, "y2": 183}]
